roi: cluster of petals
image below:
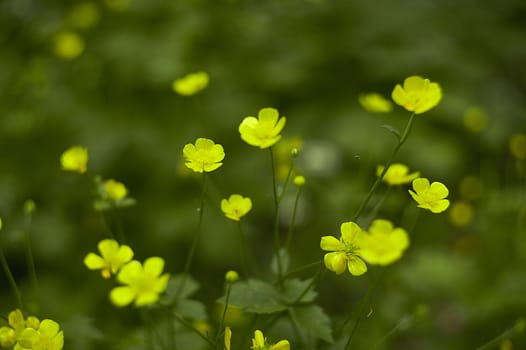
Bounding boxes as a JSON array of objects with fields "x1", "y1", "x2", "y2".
[
  {"x1": 84, "y1": 239, "x2": 134, "y2": 279},
  {"x1": 103, "y1": 179, "x2": 128, "y2": 201},
  {"x1": 172, "y1": 71, "x2": 209, "y2": 96},
  {"x1": 359, "y1": 93, "x2": 393, "y2": 113},
  {"x1": 409, "y1": 178, "x2": 450, "y2": 213},
  {"x1": 0, "y1": 310, "x2": 39, "y2": 348},
  {"x1": 60, "y1": 145, "x2": 88, "y2": 174},
  {"x1": 359, "y1": 219, "x2": 409, "y2": 266},
  {"x1": 110, "y1": 256, "x2": 170, "y2": 307},
  {"x1": 15, "y1": 320, "x2": 64, "y2": 350},
  {"x1": 239, "y1": 108, "x2": 286, "y2": 149},
  {"x1": 221, "y1": 194, "x2": 252, "y2": 221},
  {"x1": 183, "y1": 138, "x2": 225, "y2": 173},
  {"x1": 391, "y1": 76, "x2": 442, "y2": 114},
  {"x1": 251, "y1": 330, "x2": 290, "y2": 350},
  {"x1": 377, "y1": 163, "x2": 420, "y2": 186}
]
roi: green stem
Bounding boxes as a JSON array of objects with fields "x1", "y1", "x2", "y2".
[
  {"x1": 237, "y1": 221, "x2": 249, "y2": 276},
  {"x1": 285, "y1": 186, "x2": 302, "y2": 252},
  {"x1": 172, "y1": 312, "x2": 216, "y2": 349},
  {"x1": 0, "y1": 246, "x2": 24, "y2": 310},
  {"x1": 269, "y1": 148, "x2": 284, "y2": 282},
  {"x1": 352, "y1": 113, "x2": 416, "y2": 221},
  {"x1": 216, "y1": 282, "x2": 233, "y2": 345},
  {"x1": 292, "y1": 264, "x2": 325, "y2": 305},
  {"x1": 23, "y1": 207, "x2": 39, "y2": 305},
  {"x1": 475, "y1": 319, "x2": 525, "y2": 350}
]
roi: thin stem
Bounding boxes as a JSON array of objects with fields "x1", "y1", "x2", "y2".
[
  {"x1": 281, "y1": 260, "x2": 322, "y2": 279},
  {"x1": 216, "y1": 282, "x2": 233, "y2": 345},
  {"x1": 285, "y1": 186, "x2": 302, "y2": 252},
  {"x1": 352, "y1": 113, "x2": 416, "y2": 221},
  {"x1": 172, "y1": 312, "x2": 216, "y2": 349},
  {"x1": 269, "y1": 148, "x2": 284, "y2": 282},
  {"x1": 0, "y1": 246, "x2": 24, "y2": 310},
  {"x1": 292, "y1": 264, "x2": 325, "y2": 305},
  {"x1": 475, "y1": 320, "x2": 525, "y2": 350},
  {"x1": 23, "y1": 206, "x2": 39, "y2": 304},
  {"x1": 176, "y1": 172, "x2": 207, "y2": 300},
  {"x1": 237, "y1": 221, "x2": 249, "y2": 276}
]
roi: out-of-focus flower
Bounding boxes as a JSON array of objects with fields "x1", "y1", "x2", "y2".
[
  {"x1": 320, "y1": 221, "x2": 367, "y2": 276},
  {"x1": 359, "y1": 93, "x2": 393, "y2": 113},
  {"x1": 225, "y1": 270, "x2": 239, "y2": 283},
  {"x1": 224, "y1": 327, "x2": 232, "y2": 350},
  {"x1": 510, "y1": 133, "x2": 526, "y2": 160},
  {"x1": 104, "y1": 179, "x2": 128, "y2": 201},
  {"x1": 16, "y1": 319, "x2": 64, "y2": 350},
  {"x1": 53, "y1": 31, "x2": 85, "y2": 60},
  {"x1": 251, "y1": 330, "x2": 290, "y2": 350},
  {"x1": 110, "y1": 257, "x2": 170, "y2": 307},
  {"x1": 183, "y1": 138, "x2": 225, "y2": 173},
  {"x1": 391, "y1": 76, "x2": 442, "y2": 114},
  {"x1": 172, "y1": 71, "x2": 209, "y2": 96},
  {"x1": 459, "y1": 176, "x2": 481, "y2": 200},
  {"x1": 104, "y1": 0, "x2": 132, "y2": 11},
  {"x1": 273, "y1": 136, "x2": 303, "y2": 180},
  {"x1": 293, "y1": 175, "x2": 306, "y2": 187},
  {"x1": 409, "y1": 178, "x2": 450, "y2": 213},
  {"x1": 377, "y1": 163, "x2": 420, "y2": 185},
  {"x1": 0, "y1": 310, "x2": 40, "y2": 348},
  {"x1": 221, "y1": 194, "x2": 252, "y2": 221},
  {"x1": 449, "y1": 201, "x2": 475, "y2": 227},
  {"x1": 84, "y1": 239, "x2": 134, "y2": 279},
  {"x1": 463, "y1": 106, "x2": 487, "y2": 133},
  {"x1": 60, "y1": 145, "x2": 88, "y2": 173},
  {"x1": 239, "y1": 108, "x2": 286, "y2": 149},
  {"x1": 360, "y1": 219, "x2": 409, "y2": 265},
  {"x1": 94, "y1": 177, "x2": 135, "y2": 211},
  {"x1": 68, "y1": 2, "x2": 100, "y2": 29}
]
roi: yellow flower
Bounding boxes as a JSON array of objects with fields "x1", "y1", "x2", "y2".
[
  {"x1": 110, "y1": 257, "x2": 170, "y2": 307},
  {"x1": 377, "y1": 163, "x2": 420, "y2": 186},
  {"x1": 449, "y1": 201, "x2": 475, "y2": 227},
  {"x1": 251, "y1": 330, "x2": 290, "y2": 350},
  {"x1": 183, "y1": 138, "x2": 225, "y2": 173},
  {"x1": 239, "y1": 108, "x2": 286, "y2": 149},
  {"x1": 320, "y1": 221, "x2": 367, "y2": 276},
  {"x1": 0, "y1": 310, "x2": 40, "y2": 348},
  {"x1": 221, "y1": 194, "x2": 252, "y2": 221},
  {"x1": 84, "y1": 239, "x2": 134, "y2": 279},
  {"x1": 53, "y1": 31, "x2": 85, "y2": 60},
  {"x1": 225, "y1": 270, "x2": 240, "y2": 283},
  {"x1": 172, "y1": 71, "x2": 209, "y2": 96},
  {"x1": 360, "y1": 220, "x2": 409, "y2": 265},
  {"x1": 510, "y1": 133, "x2": 526, "y2": 160},
  {"x1": 104, "y1": 179, "x2": 128, "y2": 201},
  {"x1": 391, "y1": 76, "x2": 442, "y2": 114},
  {"x1": 359, "y1": 93, "x2": 393, "y2": 113},
  {"x1": 409, "y1": 178, "x2": 450, "y2": 213},
  {"x1": 293, "y1": 175, "x2": 306, "y2": 187},
  {"x1": 16, "y1": 319, "x2": 64, "y2": 350},
  {"x1": 60, "y1": 145, "x2": 88, "y2": 173},
  {"x1": 224, "y1": 327, "x2": 232, "y2": 350}
]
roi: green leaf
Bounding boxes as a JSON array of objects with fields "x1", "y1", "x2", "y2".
[
  {"x1": 218, "y1": 279, "x2": 287, "y2": 314},
  {"x1": 175, "y1": 299, "x2": 208, "y2": 320},
  {"x1": 163, "y1": 274, "x2": 200, "y2": 302},
  {"x1": 290, "y1": 305, "x2": 333, "y2": 343},
  {"x1": 380, "y1": 124, "x2": 401, "y2": 141},
  {"x1": 281, "y1": 278, "x2": 318, "y2": 304}
]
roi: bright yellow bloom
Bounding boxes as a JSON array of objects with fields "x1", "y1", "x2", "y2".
[
  {"x1": 221, "y1": 194, "x2": 252, "y2": 221},
  {"x1": 293, "y1": 175, "x2": 306, "y2": 187},
  {"x1": 360, "y1": 220, "x2": 409, "y2": 265},
  {"x1": 239, "y1": 108, "x2": 286, "y2": 149},
  {"x1": 0, "y1": 310, "x2": 40, "y2": 348},
  {"x1": 16, "y1": 319, "x2": 64, "y2": 350},
  {"x1": 377, "y1": 163, "x2": 420, "y2": 186},
  {"x1": 60, "y1": 145, "x2": 88, "y2": 173},
  {"x1": 110, "y1": 257, "x2": 170, "y2": 307},
  {"x1": 409, "y1": 178, "x2": 450, "y2": 213},
  {"x1": 84, "y1": 239, "x2": 134, "y2": 279},
  {"x1": 53, "y1": 31, "x2": 85, "y2": 60},
  {"x1": 183, "y1": 138, "x2": 225, "y2": 173},
  {"x1": 172, "y1": 71, "x2": 209, "y2": 96},
  {"x1": 104, "y1": 179, "x2": 128, "y2": 200},
  {"x1": 320, "y1": 221, "x2": 367, "y2": 276},
  {"x1": 391, "y1": 76, "x2": 442, "y2": 114},
  {"x1": 251, "y1": 330, "x2": 290, "y2": 350},
  {"x1": 449, "y1": 201, "x2": 475, "y2": 227},
  {"x1": 224, "y1": 327, "x2": 232, "y2": 350},
  {"x1": 510, "y1": 133, "x2": 526, "y2": 160},
  {"x1": 359, "y1": 93, "x2": 393, "y2": 113}
]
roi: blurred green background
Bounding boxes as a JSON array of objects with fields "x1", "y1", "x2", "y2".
[{"x1": 1, "y1": 0, "x2": 526, "y2": 349}]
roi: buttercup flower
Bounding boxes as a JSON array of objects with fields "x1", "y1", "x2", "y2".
[
  {"x1": 60, "y1": 145, "x2": 88, "y2": 173},
  {"x1": 0, "y1": 310, "x2": 40, "y2": 348},
  {"x1": 360, "y1": 220, "x2": 409, "y2": 265},
  {"x1": 172, "y1": 71, "x2": 209, "y2": 96},
  {"x1": 320, "y1": 221, "x2": 367, "y2": 276},
  {"x1": 16, "y1": 319, "x2": 64, "y2": 350},
  {"x1": 251, "y1": 330, "x2": 290, "y2": 350},
  {"x1": 103, "y1": 179, "x2": 128, "y2": 201},
  {"x1": 110, "y1": 257, "x2": 170, "y2": 307},
  {"x1": 221, "y1": 194, "x2": 252, "y2": 221},
  {"x1": 392, "y1": 76, "x2": 442, "y2": 114},
  {"x1": 359, "y1": 93, "x2": 393, "y2": 113},
  {"x1": 409, "y1": 178, "x2": 450, "y2": 213},
  {"x1": 239, "y1": 108, "x2": 286, "y2": 149},
  {"x1": 84, "y1": 239, "x2": 134, "y2": 279},
  {"x1": 183, "y1": 138, "x2": 225, "y2": 173},
  {"x1": 377, "y1": 163, "x2": 420, "y2": 185}
]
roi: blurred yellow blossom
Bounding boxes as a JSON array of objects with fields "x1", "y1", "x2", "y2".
[
  {"x1": 110, "y1": 257, "x2": 170, "y2": 307},
  {"x1": 239, "y1": 107, "x2": 286, "y2": 149},
  {"x1": 104, "y1": 0, "x2": 132, "y2": 11},
  {"x1": 459, "y1": 176, "x2": 481, "y2": 200},
  {"x1": 16, "y1": 319, "x2": 63, "y2": 350},
  {"x1": 320, "y1": 221, "x2": 367, "y2": 276},
  {"x1": 225, "y1": 270, "x2": 240, "y2": 283},
  {"x1": 60, "y1": 145, "x2": 88, "y2": 173},
  {"x1": 172, "y1": 71, "x2": 209, "y2": 96},
  {"x1": 221, "y1": 194, "x2": 252, "y2": 221},
  {"x1": 53, "y1": 31, "x2": 85, "y2": 60},
  {"x1": 224, "y1": 327, "x2": 232, "y2": 350},
  {"x1": 377, "y1": 163, "x2": 420, "y2": 185},
  {"x1": 251, "y1": 330, "x2": 290, "y2": 350},
  {"x1": 409, "y1": 178, "x2": 450, "y2": 213},
  {"x1": 68, "y1": 2, "x2": 100, "y2": 29},
  {"x1": 0, "y1": 310, "x2": 40, "y2": 348},
  {"x1": 359, "y1": 93, "x2": 393, "y2": 113},
  {"x1": 360, "y1": 219, "x2": 409, "y2": 265},
  {"x1": 449, "y1": 201, "x2": 475, "y2": 227},
  {"x1": 391, "y1": 76, "x2": 442, "y2": 114},
  {"x1": 293, "y1": 175, "x2": 306, "y2": 187},
  {"x1": 104, "y1": 179, "x2": 128, "y2": 201},
  {"x1": 84, "y1": 239, "x2": 134, "y2": 279},
  {"x1": 183, "y1": 138, "x2": 225, "y2": 173},
  {"x1": 510, "y1": 133, "x2": 526, "y2": 160},
  {"x1": 192, "y1": 320, "x2": 212, "y2": 336},
  {"x1": 463, "y1": 106, "x2": 488, "y2": 133}
]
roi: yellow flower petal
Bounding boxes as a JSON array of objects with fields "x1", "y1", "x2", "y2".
[
  {"x1": 340, "y1": 221, "x2": 363, "y2": 246},
  {"x1": 110, "y1": 286, "x2": 136, "y2": 307},
  {"x1": 324, "y1": 252, "x2": 347, "y2": 274},
  {"x1": 270, "y1": 340, "x2": 290, "y2": 350},
  {"x1": 320, "y1": 236, "x2": 345, "y2": 251},
  {"x1": 347, "y1": 256, "x2": 367, "y2": 276}
]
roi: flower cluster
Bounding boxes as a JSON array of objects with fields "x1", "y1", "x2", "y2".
[{"x1": 0, "y1": 310, "x2": 63, "y2": 350}]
